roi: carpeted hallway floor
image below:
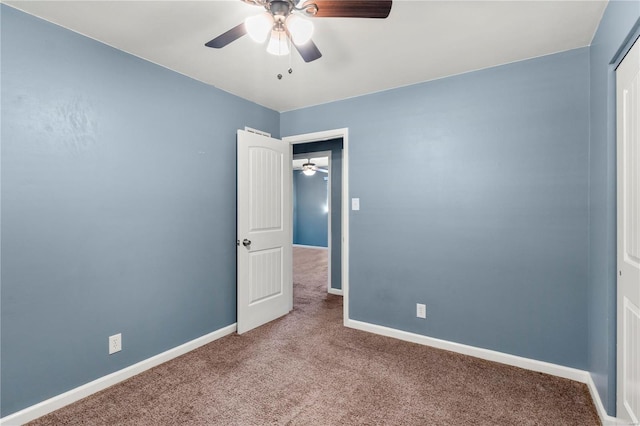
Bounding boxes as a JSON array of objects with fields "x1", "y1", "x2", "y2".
[{"x1": 29, "y1": 247, "x2": 600, "y2": 425}]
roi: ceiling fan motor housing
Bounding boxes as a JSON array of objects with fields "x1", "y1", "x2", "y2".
[{"x1": 269, "y1": 0, "x2": 292, "y2": 20}]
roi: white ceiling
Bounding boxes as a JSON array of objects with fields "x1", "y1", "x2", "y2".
[{"x1": 3, "y1": 0, "x2": 607, "y2": 112}]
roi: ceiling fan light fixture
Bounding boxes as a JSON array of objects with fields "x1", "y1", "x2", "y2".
[
  {"x1": 302, "y1": 162, "x2": 317, "y2": 176},
  {"x1": 267, "y1": 29, "x2": 290, "y2": 56},
  {"x1": 286, "y1": 14, "x2": 314, "y2": 45},
  {"x1": 245, "y1": 13, "x2": 273, "y2": 43}
]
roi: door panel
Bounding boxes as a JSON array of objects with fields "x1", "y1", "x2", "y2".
[
  {"x1": 249, "y1": 248, "x2": 283, "y2": 303},
  {"x1": 249, "y1": 147, "x2": 283, "y2": 231},
  {"x1": 237, "y1": 130, "x2": 292, "y2": 334},
  {"x1": 617, "y1": 36, "x2": 640, "y2": 425}
]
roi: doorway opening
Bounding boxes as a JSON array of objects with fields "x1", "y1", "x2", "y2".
[
  {"x1": 292, "y1": 152, "x2": 333, "y2": 294},
  {"x1": 292, "y1": 140, "x2": 342, "y2": 297},
  {"x1": 284, "y1": 129, "x2": 349, "y2": 325}
]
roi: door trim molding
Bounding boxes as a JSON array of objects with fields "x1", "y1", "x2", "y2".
[{"x1": 283, "y1": 128, "x2": 349, "y2": 321}]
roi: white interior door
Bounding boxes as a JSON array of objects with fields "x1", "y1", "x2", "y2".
[
  {"x1": 237, "y1": 129, "x2": 292, "y2": 334},
  {"x1": 617, "y1": 36, "x2": 640, "y2": 425}
]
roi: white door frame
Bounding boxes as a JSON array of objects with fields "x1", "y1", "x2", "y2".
[
  {"x1": 283, "y1": 128, "x2": 349, "y2": 325},
  {"x1": 292, "y1": 150, "x2": 334, "y2": 294}
]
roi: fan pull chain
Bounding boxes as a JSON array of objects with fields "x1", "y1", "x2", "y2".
[
  {"x1": 277, "y1": 35, "x2": 294, "y2": 80},
  {"x1": 288, "y1": 35, "x2": 293, "y2": 74}
]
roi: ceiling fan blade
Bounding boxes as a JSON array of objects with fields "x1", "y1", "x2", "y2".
[
  {"x1": 293, "y1": 39, "x2": 322, "y2": 63},
  {"x1": 317, "y1": 168, "x2": 329, "y2": 173},
  {"x1": 205, "y1": 23, "x2": 247, "y2": 48},
  {"x1": 303, "y1": 0, "x2": 392, "y2": 18}
]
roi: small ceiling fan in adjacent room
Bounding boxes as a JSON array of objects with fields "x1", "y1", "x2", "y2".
[
  {"x1": 205, "y1": 0, "x2": 393, "y2": 63},
  {"x1": 293, "y1": 158, "x2": 329, "y2": 175}
]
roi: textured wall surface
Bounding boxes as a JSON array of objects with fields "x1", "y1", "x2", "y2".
[
  {"x1": 1, "y1": 6, "x2": 278, "y2": 416},
  {"x1": 6, "y1": 0, "x2": 633, "y2": 418},
  {"x1": 282, "y1": 48, "x2": 591, "y2": 370},
  {"x1": 588, "y1": 0, "x2": 640, "y2": 415},
  {"x1": 293, "y1": 171, "x2": 329, "y2": 248}
]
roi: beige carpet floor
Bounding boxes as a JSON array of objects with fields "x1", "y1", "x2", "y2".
[{"x1": 29, "y1": 247, "x2": 599, "y2": 425}]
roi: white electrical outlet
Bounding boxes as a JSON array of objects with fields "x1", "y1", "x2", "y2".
[
  {"x1": 109, "y1": 333, "x2": 122, "y2": 354},
  {"x1": 416, "y1": 303, "x2": 426, "y2": 319}
]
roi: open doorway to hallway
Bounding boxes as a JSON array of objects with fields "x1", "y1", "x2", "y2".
[
  {"x1": 292, "y1": 152, "x2": 331, "y2": 295},
  {"x1": 291, "y1": 138, "x2": 344, "y2": 302}
]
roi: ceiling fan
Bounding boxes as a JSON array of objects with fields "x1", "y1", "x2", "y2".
[
  {"x1": 205, "y1": 0, "x2": 393, "y2": 63},
  {"x1": 293, "y1": 158, "x2": 329, "y2": 175}
]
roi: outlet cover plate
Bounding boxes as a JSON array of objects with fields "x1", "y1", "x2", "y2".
[
  {"x1": 109, "y1": 333, "x2": 122, "y2": 354},
  {"x1": 416, "y1": 303, "x2": 426, "y2": 319}
]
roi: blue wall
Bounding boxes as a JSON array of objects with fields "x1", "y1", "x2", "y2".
[
  {"x1": 588, "y1": 0, "x2": 640, "y2": 416},
  {"x1": 294, "y1": 139, "x2": 343, "y2": 290},
  {"x1": 282, "y1": 48, "x2": 591, "y2": 369},
  {"x1": 0, "y1": 6, "x2": 278, "y2": 417},
  {"x1": 4, "y1": 0, "x2": 637, "y2": 419},
  {"x1": 293, "y1": 170, "x2": 328, "y2": 247}
]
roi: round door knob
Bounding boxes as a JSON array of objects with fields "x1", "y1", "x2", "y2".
[{"x1": 242, "y1": 239, "x2": 251, "y2": 247}]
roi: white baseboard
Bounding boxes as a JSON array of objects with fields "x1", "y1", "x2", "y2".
[
  {"x1": 346, "y1": 319, "x2": 587, "y2": 381},
  {"x1": 328, "y1": 288, "x2": 343, "y2": 296},
  {"x1": 0, "y1": 323, "x2": 237, "y2": 426},
  {"x1": 346, "y1": 319, "x2": 626, "y2": 425},
  {"x1": 293, "y1": 244, "x2": 328, "y2": 250},
  {"x1": 3, "y1": 319, "x2": 624, "y2": 426},
  {"x1": 585, "y1": 374, "x2": 630, "y2": 425}
]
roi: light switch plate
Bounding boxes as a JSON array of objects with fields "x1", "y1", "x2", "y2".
[{"x1": 352, "y1": 198, "x2": 360, "y2": 211}]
